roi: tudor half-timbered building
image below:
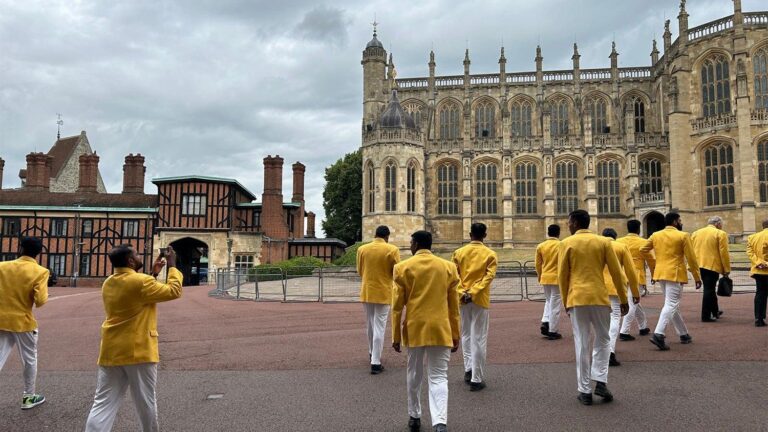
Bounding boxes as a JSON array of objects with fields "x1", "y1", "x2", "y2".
[{"x1": 0, "y1": 137, "x2": 341, "y2": 286}]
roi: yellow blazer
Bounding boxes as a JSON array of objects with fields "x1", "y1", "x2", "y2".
[
  {"x1": 0, "y1": 256, "x2": 49, "y2": 333},
  {"x1": 640, "y1": 226, "x2": 701, "y2": 283},
  {"x1": 98, "y1": 267, "x2": 183, "y2": 366},
  {"x1": 691, "y1": 225, "x2": 731, "y2": 274},
  {"x1": 535, "y1": 238, "x2": 560, "y2": 285},
  {"x1": 558, "y1": 229, "x2": 627, "y2": 309},
  {"x1": 617, "y1": 234, "x2": 656, "y2": 285},
  {"x1": 746, "y1": 228, "x2": 768, "y2": 276},
  {"x1": 451, "y1": 241, "x2": 498, "y2": 309},
  {"x1": 603, "y1": 240, "x2": 640, "y2": 299},
  {"x1": 392, "y1": 250, "x2": 460, "y2": 348},
  {"x1": 357, "y1": 238, "x2": 401, "y2": 304}
]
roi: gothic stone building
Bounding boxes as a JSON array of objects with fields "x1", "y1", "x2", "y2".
[
  {"x1": 0, "y1": 134, "x2": 343, "y2": 286},
  {"x1": 361, "y1": 1, "x2": 768, "y2": 249}
]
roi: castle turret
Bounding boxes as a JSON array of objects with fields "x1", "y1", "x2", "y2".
[{"x1": 361, "y1": 26, "x2": 388, "y2": 134}]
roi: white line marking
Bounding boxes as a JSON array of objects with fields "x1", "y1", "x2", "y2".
[{"x1": 48, "y1": 291, "x2": 100, "y2": 301}]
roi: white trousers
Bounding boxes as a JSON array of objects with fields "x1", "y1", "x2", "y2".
[
  {"x1": 620, "y1": 285, "x2": 648, "y2": 334},
  {"x1": 0, "y1": 330, "x2": 38, "y2": 395},
  {"x1": 540, "y1": 285, "x2": 562, "y2": 332},
  {"x1": 407, "y1": 346, "x2": 450, "y2": 426},
  {"x1": 608, "y1": 296, "x2": 621, "y2": 353},
  {"x1": 654, "y1": 281, "x2": 689, "y2": 337},
  {"x1": 570, "y1": 306, "x2": 611, "y2": 394},
  {"x1": 460, "y1": 303, "x2": 489, "y2": 383},
  {"x1": 84, "y1": 363, "x2": 159, "y2": 432},
  {"x1": 363, "y1": 303, "x2": 390, "y2": 365}
]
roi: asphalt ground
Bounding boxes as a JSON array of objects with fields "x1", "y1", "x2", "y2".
[{"x1": 1, "y1": 286, "x2": 767, "y2": 431}]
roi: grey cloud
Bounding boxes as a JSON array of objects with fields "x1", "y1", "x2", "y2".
[
  {"x1": 294, "y1": 5, "x2": 350, "y2": 46},
  {"x1": 0, "y1": 0, "x2": 761, "y2": 235}
]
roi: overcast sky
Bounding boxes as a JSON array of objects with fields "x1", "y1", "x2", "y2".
[{"x1": 0, "y1": 0, "x2": 760, "y2": 235}]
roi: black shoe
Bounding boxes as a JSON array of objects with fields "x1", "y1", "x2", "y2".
[
  {"x1": 546, "y1": 332, "x2": 563, "y2": 340},
  {"x1": 650, "y1": 333, "x2": 670, "y2": 351},
  {"x1": 716, "y1": 310, "x2": 724, "y2": 318},
  {"x1": 540, "y1": 322, "x2": 549, "y2": 336},
  {"x1": 609, "y1": 352, "x2": 621, "y2": 367},
  {"x1": 433, "y1": 424, "x2": 447, "y2": 432},
  {"x1": 594, "y1": 382, "x2": 614, "y2": 402},
  {"x1": 756, "y1": 319, "x2": 767, "y2": 327},
  {"x1": 639, "y1": 328, "x2": 651, "y2": 336},
  {"x1": 701, "y1": 318, "x2": 717, "y2": 322},
  {"x1": 577, "y1": 392, "x2": 593, "y2": 405},
  {"x1": 619, "y1": 333, "x2": 636, "y2": 341},
  {"x1": 469, "y1": 381, "x2": 486, "y2": 392},
  {"x1": 370, "y1": 364, "x2": 384, "y2": 374},
  {"x1": 464, "y1": 370, "x2": 472, "y2": 384},
  {"x1": 408, "y1": 416, "x2": 421, "y2": 431},
  {"x1": 680, "y1": 334, "x2": 693, "y2": 344}
]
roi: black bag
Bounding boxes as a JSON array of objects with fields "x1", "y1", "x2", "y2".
[{"x1": 717, "y1": 276, "x2": 733, "y2": 297}]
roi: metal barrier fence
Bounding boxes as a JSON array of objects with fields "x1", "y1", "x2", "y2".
[{"x1": 210, "y1": 260, "x2": 759, "y2": 303}]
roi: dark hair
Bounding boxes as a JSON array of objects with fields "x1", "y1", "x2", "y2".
[
  {"x1": 375, "y1": 225, "x2": 390, "y2": 238},
  {"x1": 627, "y1": 219, "x2": 641, "y2": 234},
  {"x1": 411, "y1": 230, "x2": 432, "y2": 251},
  {"x1": 547, "y1": 224, "x2": 561, "y2": 237},
  {"x1": 568, "y1": 209, "x2": 590, "y2": 229},
  {"x1": 20, "y1": 237, "x2": 43, "y2": 258},
  {"x1": 665, "y1": 212, "x2": 681, "y2": 226},
  {"x1": 108, "y1": 244, "x2": 134, "y2": 268},
  {"x1": 470, "y1": 223, "x2": 487, "y2": 239},
  {"x1": 602, "y1": 228, "x2": 618, "y2": 239}
]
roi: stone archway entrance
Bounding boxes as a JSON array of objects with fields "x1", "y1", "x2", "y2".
[
  {"x1": 169, "y1": 237, "x2": 209, "y2": 286},
  {"x1": 644, "y1": 211, "x2": 665, "y2": 238}
]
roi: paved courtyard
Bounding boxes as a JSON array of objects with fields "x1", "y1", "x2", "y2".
[{"x1": 1, "y1": 286, "x2": 767, "y2": 431}]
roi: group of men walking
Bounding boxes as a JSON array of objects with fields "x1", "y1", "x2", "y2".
[
  {"x1": 1, "y1": 210, "x2": 766, "y2": 430},
  {"x1": 357, "y1": 224, "x2": 497, "y2": 431}
]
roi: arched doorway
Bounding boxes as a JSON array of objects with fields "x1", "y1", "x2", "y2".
[
  {"x1": 644, "y1": 211, "x2": 665, "y2": 238},
  {"x1": 169, "y1": 237, "x2": 208, "y2": 286}
]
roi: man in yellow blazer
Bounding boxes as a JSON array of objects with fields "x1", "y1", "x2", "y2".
[
  {"x1": 617, "y1": 220, "x2": 654, "y2": 339},
  {"x1": 601, "y1": 228, "x2": 640, "y2": 367},
  {"x1": 691, "y1": 216, "x2": 731, "y2": 322},
  {"x1": 392, "y1": 231, "x2": 460, "y2": 432},
  {"x1": 357, "y1": 225, "x2": 400, "y2": 374},
  {"x1": 452, "y1": 222, "x2": 497, "y2": 391},
  {"x1": 84, "y1": 244, "x2": 183, "y2": 432},
  {"x1": 0, "y1": 237, "x2": 49, "y2": 410},
  {"x1": 535, "y1": 224, "x2": 562, "y2": 340},
  {"x1": 641, "y1": 212, "x2": 701, "y2": 351},
  {"x1": 558, "y1": 210, "x2": 627, "y2": 405},
  {"x1": 746, "y1": 219, "x2": 768, "y2": 327}
]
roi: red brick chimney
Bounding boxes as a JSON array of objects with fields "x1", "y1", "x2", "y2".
[
  {"x1": 262, "y1": 155, "x2": 289, "y2": 236},
  {"x1": 123, "y1": 154, "x2": 146, "y2": 193},
  {"x1": 306, "y1": 211, "x2": 316, "y2": 238},
  {"x1": 0, "y1": 157, "x2": 4, "y2": 190},
  {"x1": 25, "y1": 152, "x2": 52, "y2": 190},
  {"x1": 78, "y1": 153, "x2": 100, "y2": 193},
  {"x1": 292, "y1": 162, "x2": 305, "y2": 203}
]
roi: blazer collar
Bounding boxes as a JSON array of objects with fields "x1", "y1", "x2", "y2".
[
  {"x1": 18, "y1": 256, "x2": 36, "y2": 263},
  {"x1": 114, "y1": 267, "x2": 137, "y2": 275},
  {"x1": 547, "y1": 237, "x2": 559, "y2": 241},
  {"x1": 373, "y1": 238, "x2": 386, "y2": 244},
  {"x1": 575, "y1": 229, "x2": 592, "y2": 235},
  {"x1": 414, "y1": 249, "x2": 433, "y2": 256}
]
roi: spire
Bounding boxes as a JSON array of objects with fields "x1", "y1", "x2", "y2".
[
  {"x1": 463, "y1": 48, "x2": 470, "y2": 75},
  {"x1": 499, "y1": 46, "x2": 506, "y2": 63},
  {"x1": 535, "y1": 45, "x2": 543, "y2": 71},
  {"x1": 678, "y1": 0, "x2": 689, "y2": 42},
  {"x1": 387, "y1": 53, "x2": 397, "y2": 82},
  {"x1": 572, "y1": 43, "x2": 580, "y2": 60},
  {"x1": 429, "y1": 50, "x2": 435, "y2": 66},
  {"x1": 56, "y1": 113, "x2": 63, "y2": 140},
  {"x1": 651, "y1": 39, "x2": 660, "y2": 64},
  {"x1": 610, "y1": 41, "x2": 619, "y2": 69}
]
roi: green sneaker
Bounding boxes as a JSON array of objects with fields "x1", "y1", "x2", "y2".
[{"x1": 21, "y1": 394, "x2": 45, "y2": 410}]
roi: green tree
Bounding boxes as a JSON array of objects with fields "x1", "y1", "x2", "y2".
[{"x1": 322, "y1": 150, "x2": 362, "y2": 245}]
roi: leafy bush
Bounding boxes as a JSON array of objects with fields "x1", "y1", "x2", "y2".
[
  {"x1": 248, "y1": 256, "x2": 330, "y2": 279},
  {"x1": 333, "y1": 242, "x2": 368, "y2": 266}
]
